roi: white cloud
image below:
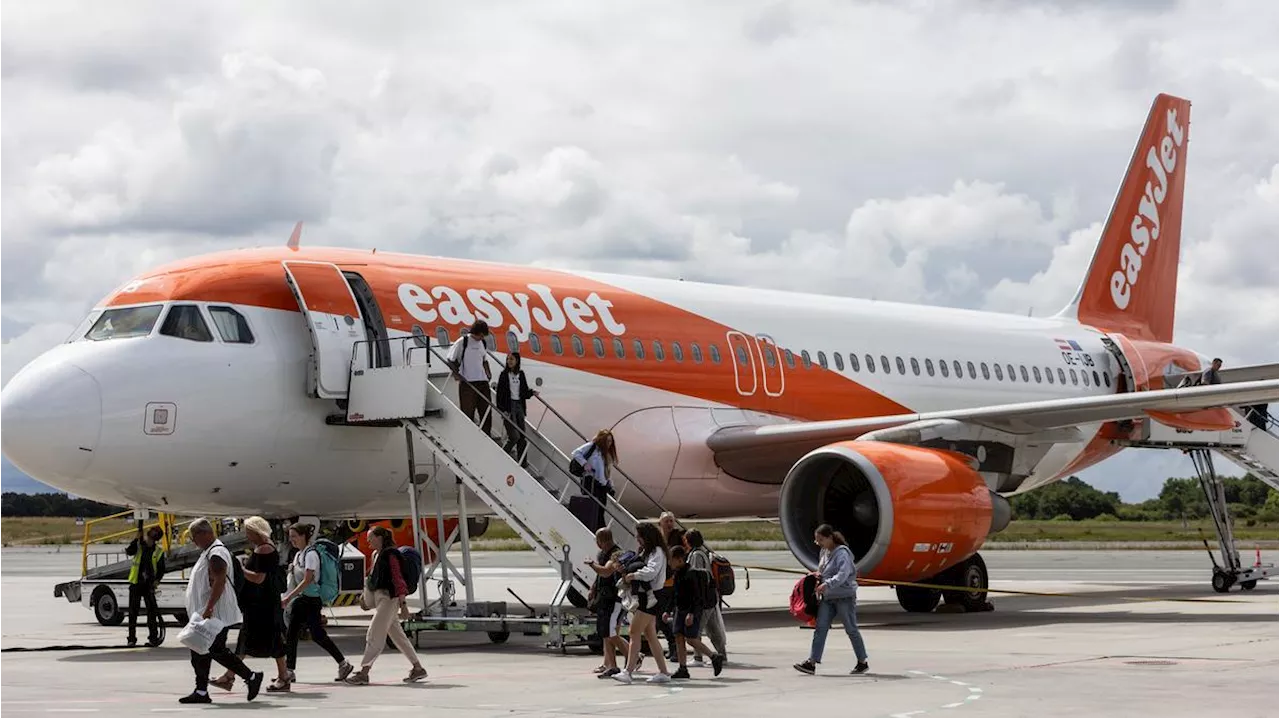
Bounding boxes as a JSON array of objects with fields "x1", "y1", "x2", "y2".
[{"x1": 2, "y1": 0, "x2": 1276, "y2": 499}]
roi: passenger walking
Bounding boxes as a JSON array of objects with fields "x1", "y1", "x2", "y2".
[
  {"x1": 125, "y1": 525, "x2": 166, "y2": 647},
  {"x1": 211, "y1": 517, "x2": 290, "y2": 694},
  {"x1": 793, "y1": 524, "x2": 869, "y2": 676},
  {"x1": 447, "y1": 320, "x2": 495, "y2": 437},
  {"x1": 346, "y1": 526, "x2": 428, "y2": 684},
  {"x1": 570, "y1": 430, "x2": 618, "y2": 529},
  {"x1": 496, "y1": 351, "x2": 537, "y2": 463},
  {"x1": 613, "y1": 522, "x2": 672, "y2": 684},
  {"x1": 684, "y1": 529, "x2": 728, "y2": 660},
  {"x1": 664, "y1": 547, "x2": 724, "y2": 679},
  {"x1": 281, "y1": 523, "x2": 353, "y2": 682},
  {"x1": 180, "y1": 518, "x2": 263, "y2": 704},
  {"x1": 585, "y1": 528, "x2": 627, "y2": 678}
]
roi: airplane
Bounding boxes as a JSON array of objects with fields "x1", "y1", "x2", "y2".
[{"x1": 3, "y1": 93, "x2": 1276, "y2": 612}]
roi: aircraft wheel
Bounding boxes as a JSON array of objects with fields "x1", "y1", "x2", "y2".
[
  {"x1": 1241, "y1": 580, "x2": 1257, "y2": 591},
  {"x1": 488, "y1": 631, "x2": 510, "y2": 644},
  {"x1": 92, "y1": 586, "x2": 124, "y2": 626},
  {"x1": 1211, "y1": 570, "x2": 1235, "y2": 594},
  {"x1": 941, "y1": 554, "x2": 990, "y2": 612},
  {"x1": 895, "y1": 585, "x2": 941, "y2": 613}
]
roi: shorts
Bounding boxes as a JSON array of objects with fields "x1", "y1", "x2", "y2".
[
  {"x1": 596, "y1": 602, "x2": 624, "y2": 638},
  {"x1": 674, "y1": 612, "x2": 701, "y2": 638}
]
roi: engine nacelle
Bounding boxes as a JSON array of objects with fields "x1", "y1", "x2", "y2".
[{"x1": 779, "y1": 441, "x2": 1011, "y2": 583}]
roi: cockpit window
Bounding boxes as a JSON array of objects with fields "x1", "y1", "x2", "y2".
[
  {"x1": 85, "y1": 305, "x2": 164, "y2": 341},
  {"x1": 160, "y1": 305, "x2": 213, "y2": 342},
  {"x1": 208, "y1": 306, "x2": 254, "y2": 344}
]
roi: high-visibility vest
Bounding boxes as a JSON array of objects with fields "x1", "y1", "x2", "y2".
[{"x1": 128, "y1": 543, "x2": 163, "y2": 584}]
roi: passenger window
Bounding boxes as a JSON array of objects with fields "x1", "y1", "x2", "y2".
[
  {"x1": 653, "y1": 340, "x2": 666, "y2": 361},
  {"x1": 1020, "y1": 365, "x2": 1030, "y2": 382},
  {"x1": 939, "y1": 359, "x2": 950, "y2": 378},
  {"x1": 593, "y1": 337, "x2": 605, "y2": 358},
  {"x1": 1045, "y1": 367, "x2": 1055, "y2": 384},
  {"x1": 849, "y1": 353, "x2": 860, "y2": 372},
  {"x1": 1082, "y1": 371, "x2": 1090, "y2": 387},
  {"x1": 865, "y1": 354, "x2": 875, "y2": 373},
  {"x1": 613, "y1": 338, "x2": 625, "y2": 359},
  {"x1": 160, "y1": 305, "x2": 213, "y2": 342},
  {"x1": 208, "y1": 306, "x2": 254, "y2": 344},
  {"x1": 801, "y1": 350, "x2": 812, "y2": 369},
  {"x1": 1103, "y1": 372, "x2": 1111, "y2": 387},
  {"x1": 692, "y1": 342, "x2": 704, "y2": 363},
  {"x1": 895, "y1": 356, "x2": 906, "y2": 375},
  {"x1": 980, "y1": 363, "x2": 990, "y2": 380},
  {"x1": 817, "y1": 351, "x2": 828, "y2": 369},
  {"x1": 436, "y1": 326, "x2": 451, "y2": 347},
  {"x1": 709, "y1": 344, "x2": 721, "y2": 363},
  {"x1": 966, "y1": 361, "x2": 977, "y2": 379},
  {"x1": 505, "y1": 331, "x2": 519, "y2": 352},
  {"x1": 1093, "y1": 370, "x2": 1102, "y2": 386},
  {"x1": 833, "y1": 352, "x2": 844, "y2": 371},
  {"x1": 784, "y1": 349, "x2": 795, "y2": 368},
  {"x1": 735, "y1": 345, "x2": 749, "y2": 366},
  {"x1": 953, "y1": 360, "x2": 963, "y2": 379},
  {"x1": 1033, "y1": 366, "x2": 1042, "y2": 383},
  {"x1": 485, "y1": 335, "x2": 497, "y2": 351},
  {"x1": 881, "y1": 355, "x2": 891, "y2": 374},
  {"x1": 1070, "y1": 368, "x2": 1079, "y2": 385},
  {"x1": 570, "y1": 335, "x2": 584, "y2": 357},
  {"x1": 762, "y1": 345, "x2": 776, "y2": 368},
  {"x1": 85, "y1": 304, "x2": 164, "y2": 341},
  {"x1": 1007, "y1": 364, "x2": 1016, "y2": 382},
  {"x1": 925, "y1": 358, "x2": 935, "y2": 377},
  {"x1": 551, "y1": 335, "x2": 564, "y2": 355},
  {"x1": 530, "y1": 333, "x2": 543, "y2": 355},
  {"x1": 910, "y1": 357, "x2": 920, "y2": 376},
  {"x1": 1057, "y1": 368, "x2": 1067, "y2": 385},
  {"x1": 633, "y1": 339, "x2": 646, "y2": 360},
  {"x1": 993, "y1": 363, "x2": 1003, "y2": 381},
  {"x1": 672, "y1": 341, "x2": 684, "y2": 362}
]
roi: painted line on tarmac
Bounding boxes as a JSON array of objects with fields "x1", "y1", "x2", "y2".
[{"x1": 900, "y1": 670, "x2": 986, "y2": 717}]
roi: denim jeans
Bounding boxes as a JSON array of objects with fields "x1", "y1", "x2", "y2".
[{"x1": 808, "y1": 596, "x2": 868, "y2": 664}]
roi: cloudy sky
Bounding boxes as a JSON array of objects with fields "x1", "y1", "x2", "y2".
[{"x1": 2, "y1": 1, "x2": 1276, "y2": 499}]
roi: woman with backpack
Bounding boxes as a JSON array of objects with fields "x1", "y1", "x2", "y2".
[
  {"x1": 613, "y1": 522, "x2": 672, "y2": 685},
  {"x1": 345, "y1": 526, "x2": 428, "y2": 684},
  {"x1": 210, "y1": 517, "x2": 290, "y2": 694},
  {"x1": 793, "y1": 524, "x2": 869, "y2": 676},
  {"x1": 571, "y1": 430, "x2": 618, "y2": 529},
  {"x1": 281, "y1": 523, "x2": 353, "y2": 683}
]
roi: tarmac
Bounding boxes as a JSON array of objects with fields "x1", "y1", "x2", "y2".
[{"x1": 2, "y1": 547, "x2": 1277, "y2": 717}]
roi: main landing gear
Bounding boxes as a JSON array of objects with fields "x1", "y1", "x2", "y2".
[{"x1": 895, "y1": 553, "x2": 993, "y2": 613}]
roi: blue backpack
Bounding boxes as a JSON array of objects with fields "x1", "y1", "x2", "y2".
[
  {"x1": 397, "y1": 546, "x2": 422, "y2": 595},
  {"x1": 308, "y1": 538, "x2": 341, "y2": 605}
]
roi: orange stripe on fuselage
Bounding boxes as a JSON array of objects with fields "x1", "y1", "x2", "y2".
[{"x1": 102, "y1": 247, "x2": 911, "y2": 421}]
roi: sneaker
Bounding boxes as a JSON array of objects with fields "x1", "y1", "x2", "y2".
[
  {"x1": 671, "y1": 667, "x2": 691, "y2": 680},
  {"x1": 612, "y1": 671, "x2": 633, "y2": 685},
  {"x1": 145, "y1": 636, "x2": 162, "y2": 648},
  {"x1": 246, "y1": 672, "x2": 264, "y2": 702},
  {"x1": 711, "y1": 654, "x2": 725, "y2": 677},
  {"x1": 794, "y1": 660, "x2": 816, "y2": 675},
  {"x1": 597, "y1": 667, "x2": 621, "y2": 679},
  {"x1": 179, "y1": 692, "x2": 212, "y2": 705},
  {"x1": 266, "y1": 679, "x2": 291, "y2": 693},
  {"x1": 647, "y1": 673, "x2": 671, "y2": 684},
  {"x1": 345, "y1": 671, "x2": 370, "y2": 685},
  {"x1": 852, "y1": 662, "x2": 870, "y2": 675},
  {"x1": 336, "y1": 662, "x2": 354, "y2": 682},
  {"x1": 126, "y1": 637, "x2": 137, "y2": 647},
  {"x1": 404, "y1": 666, "x2": 428, "y2": 683}
]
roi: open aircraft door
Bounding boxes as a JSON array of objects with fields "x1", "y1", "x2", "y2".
[{"x1": 282, "y1": 261, "x2": 366, "y2": 399}]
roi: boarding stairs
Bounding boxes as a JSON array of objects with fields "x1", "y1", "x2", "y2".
[
  {"x1": 1120, "y1": 407, "x2": 1278, "y2": 592},
  {"x1": 339, "y1": 337, "x2": 669, "y2": 617}
]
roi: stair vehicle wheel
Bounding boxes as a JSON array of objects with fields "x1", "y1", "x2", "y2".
[
  {"x1": 488, "y1": 631, "x2": 510, "y2": 644},
  {"x1": 895, "y1": 585, "x2": 941, "y2": 613},
  {"x1": 91, "y1": 585, "x2": 124, "y2": 626},
  {"x1": 566, "y1": 587, "x2": 588, "y2": 609},
  {"x1": 1211, "y1": 570, "x2": 1235, "y2": 594},
  {"x1": 941, "y1": 554, "x2": 989, "y2": 612},
  {"x1": 173, "y1": 611, "x2": 190, "y2": 627},
  {"x1": 1241, "y1": 580, "x2": 1257, "y2": 591}
]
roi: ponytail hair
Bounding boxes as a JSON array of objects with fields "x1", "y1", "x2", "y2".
[
  {"x1": 815, "y1": 523, "x2": 847, "y2": 547},
  {"x1": 288, "y1": 522, "x2": 315, "y2": 542}
]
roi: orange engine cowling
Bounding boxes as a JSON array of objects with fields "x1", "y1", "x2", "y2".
[{"x1": 778, "y1": 441, "x2": 1011, "y2": 583}]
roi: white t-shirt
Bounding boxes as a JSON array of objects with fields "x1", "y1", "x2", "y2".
[
  {"x1": 447, "y1": 335, "x2": 490, "y2": 383},
  {"x1": 508, "y1": 374, "x2": 521, "y2": 404},
  {"x1": 185, "y1": 540, "x2": 243, "y2": 626},
  {"x1": 291, "y1": 545, "x2": 321, "y2": 590}
]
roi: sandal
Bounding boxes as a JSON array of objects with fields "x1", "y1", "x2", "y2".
[
  {"x1": 208, "y1": 675, "x2": 235, "y2": 692},
  {"x1": 266, "y1": 678, "x2": 291, "y2": 693},
  {"x1": 593, "y1": 664, "x2": 608, "y2": 674}
]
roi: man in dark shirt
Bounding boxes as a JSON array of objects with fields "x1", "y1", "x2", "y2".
[
  {"x1": 126, "y1": 525, "x2": 167, "y2": 647},
  {"x1": 1201, "y1": 358, "x2": 1223, "y2": 385},
  {"x1": 584, "y1": 528, "x2": 627, "y2": 679},
  {"x1": 663, "y1": 547, "x2": 724, "y2": 679}
]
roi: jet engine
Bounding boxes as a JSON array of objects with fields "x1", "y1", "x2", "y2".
[{"x1": 778, "y1": 440, "x2": 1011, "y2": 584}]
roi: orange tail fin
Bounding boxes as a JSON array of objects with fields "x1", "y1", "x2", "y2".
[{"x1": 1060, "y1": 94, "x2": 1192, "y2": 343}]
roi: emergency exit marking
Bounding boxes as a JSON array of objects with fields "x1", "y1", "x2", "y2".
[{"x1": 506, "y1": 475, "x2": 515, "y2": 487}]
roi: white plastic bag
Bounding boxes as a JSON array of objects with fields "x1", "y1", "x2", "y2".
[{"x1": 177, "y1": 615, "x2": 225, "y2": 655}]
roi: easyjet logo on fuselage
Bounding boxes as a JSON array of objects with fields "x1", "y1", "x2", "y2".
[
  {"x1": 1110, "y1": 106, "x2": 1185, "y2": 311},
  {"x1": 397, "y1": 282, "x2": 627, "y2": 338}
]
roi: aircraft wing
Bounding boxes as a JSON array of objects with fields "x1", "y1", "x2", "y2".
[{"x1": 707, "y1": 379, "x2": 1279, "y2": 479}]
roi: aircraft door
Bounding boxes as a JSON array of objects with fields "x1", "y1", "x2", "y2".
[
  {"x1": 282, "y1": 261, "x2": 366, "y2": 399},
  {"x1": 726, "y1": 331, "x2": 758, "y2": 397},
  {"x1": 755, "y1": 333, "x2": 785, "y2": 397}
]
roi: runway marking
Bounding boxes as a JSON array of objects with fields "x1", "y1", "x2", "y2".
[{"x1": 897, "y1": 670, "x2": 986, "y2": 717}]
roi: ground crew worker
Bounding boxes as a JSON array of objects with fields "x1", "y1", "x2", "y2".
[{"x1": 125, "y1": 525, "x2": 166, "y2": 647}]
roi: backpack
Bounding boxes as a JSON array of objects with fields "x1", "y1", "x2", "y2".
[
  {"x1": 789, "y1": 575, "x2": 819, "y2": 626},
  {"x1": 689, "y1": 566, "x2": 716, "y2": 613},
  {"x1": 709, "y1": 553, "x2": 735, "y2": 597},
  {"x1": 397, "y1": 546, "x2": 422, "y2": 595},
  {"x1": 309, "y1": 538, "x2": 342, "y2": 605},
  {"x1": 569, "y1": 442, "x2": 597, "y2": 478},
  {"x1": 229, "y1": 550, "x2": 246, "y2": 597}
]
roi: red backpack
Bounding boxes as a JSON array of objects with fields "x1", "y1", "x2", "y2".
[{"x1": 789, "y1": 575, "x2": 819, "y2": 626}]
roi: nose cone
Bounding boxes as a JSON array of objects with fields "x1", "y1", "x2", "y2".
[{"x1": 1, "y1": 356, "x2": 102, "y2": 484}]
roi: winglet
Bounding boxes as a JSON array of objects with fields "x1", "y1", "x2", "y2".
[{"x1": 286, "y1": 221, "x2": 303, "y2": 251}]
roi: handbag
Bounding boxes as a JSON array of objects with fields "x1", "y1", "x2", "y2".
[
  {"x1": 569, "y1": 443, "x2": 597, "y2": 478},
  {"x1": 177, "y1": 615, "x2": 226, "y2": 655}
]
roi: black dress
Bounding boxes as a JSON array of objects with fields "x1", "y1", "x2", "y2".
[{"x1": 235, "y1": 547, "x2": 286, "y2": 658}]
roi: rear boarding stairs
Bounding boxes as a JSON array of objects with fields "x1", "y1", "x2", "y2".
[{"x1": 337, "y1": 334, "x2": 671, "y2": 651}]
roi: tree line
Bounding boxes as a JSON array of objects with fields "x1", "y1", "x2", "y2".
[
  {"x1": 1, "y1": 492, "x2": 122, "y2": 518},
  {"x1": 1010, "y1": 475, "x2": 1279, "y2": 524}
]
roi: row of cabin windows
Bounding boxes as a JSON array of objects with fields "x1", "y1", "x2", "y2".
[{"x1": 426, "y1": 326, "x2": 1109, "y2": 388}]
